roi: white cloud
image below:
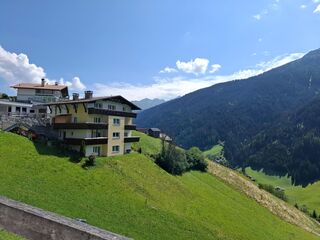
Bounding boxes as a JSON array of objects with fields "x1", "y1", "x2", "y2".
[
  {"x1": 0, "y1": 46, "x2": 86, "y2": 91},
  {"x1": 159, "y1": 67, "x2": 177, "y2": 73},
  {"x1": 176, "y1": 58, "x2": 209, "y2": 75},
  {"x1": 314, "y1": 4, "x2": 320, "y2": 13},
  {"x1": 209, "y1": 64, "x2": 222, "y2": 74},
  {"x1": 59, "y1": 77, "x2": 86, "y2": 91},
  {"x1": 93, "y1": 52, "x2": 305, "y2": 101},
  {"x1": 300, "y1": 4, "x2": 307, "y2": 9},
  {"x1": 313, "y1": 0, "x2": 320, "y2": 3},
  {"x1": 253, "y1": 14, "x2": 262, "y2": 20},
  {"x1": 0, "y1": 46, "x2": 45, "y2": 84}
]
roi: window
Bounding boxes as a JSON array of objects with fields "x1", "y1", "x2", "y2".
[
  {"x1": 16, "y1": 107, "x2": 21, "y2": 112},
  {"x1": 113, "y1": 118, "x2": 120, "y2": 125},
  {"x1": 73, "y1": 117, "x2": 78, "y2": 123},
  {"x1": 94, "y1": 117, "x2": 101, "y2": 123},
  {"x1": 112, "y1": 132, "x2": 120, "y2": 139},
  {"x1": 92, "y1": 130, "x2": 101, "y2": 138},
  {"x1": 93, "y1": 146, "x2": 101, "y2": 154},
  {"x1": 8, "y1": 106, "x2": 11, "y2": 113},
  {"x1": 112, "y1": 146, "x2": 120, "y2": 152},
  {"x1": 108, "y1": 104, "x2": 116, "y2": 110},
  {"x1": 94, "y1": 103, "x2": 102, "y2": 108},
  {"x1": 71, "y1": 131, "x2": 74, "y2": 136},
  {"x1": 30, "y1": 109, "x2": 35, "y2": 113},
  {"x1": 22, "y1": 107, "x2": 27, "y2": 113}
]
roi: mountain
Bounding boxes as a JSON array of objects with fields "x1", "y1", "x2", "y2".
[
  {"x1": 136, "y1": 48, "x2": 320, "y2": 184},
  {"x1": 0, "y1": 131, "x2": 319, "y2": 239},
  {"x1": 240, "y1": 97, "x2": 320, "y2": 186},
  {"x1": 132, "y1": 98, "x2": 165, "y2": 110}
]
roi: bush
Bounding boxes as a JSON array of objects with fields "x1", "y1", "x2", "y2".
[
  {"x1": 83, "y1": 155, "x2": 96, "y2": 167},
  {"x1": 186, "y1": 147, "x2": 207, "y2": 172},
  {"x1": 155, "y1": 141, "x2": 208, "y2": 175},
  {"x1": 155, "y1": 141, "x2": 188, "y2": 175},
  {"x1": 258, "y1": 183, "x2": 288, "y2": 201}
]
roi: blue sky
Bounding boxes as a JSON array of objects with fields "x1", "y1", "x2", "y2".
[{"x1": 1, "y1": 0, "x2": 320, "y2": 100}]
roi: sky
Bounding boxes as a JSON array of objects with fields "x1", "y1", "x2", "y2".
[{"x1": 0, "y1": 0, "x2": 320, "y2": 100}]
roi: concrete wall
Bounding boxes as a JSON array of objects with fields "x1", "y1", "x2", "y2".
[{"x1": 0, "y1": 196, "x2": 130, "y2": 240}]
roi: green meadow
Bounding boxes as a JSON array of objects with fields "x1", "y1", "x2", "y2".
[
  {"x1": 0, "y1": 131, "x2": 318, "y2": 240},
  {"x1": 245, "y1": 167, "x2": 320, "y2": 213}
]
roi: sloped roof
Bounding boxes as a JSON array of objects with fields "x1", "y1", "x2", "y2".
[
  {"x1": 149, "y1": 128, "x2": 161, "y2": 132},
  {"x1": 44, "y1": 95, "x2": 141, "y2": 110},
  {"x1": 11, "y1": 83, "x2": 67, "y2": 91}
]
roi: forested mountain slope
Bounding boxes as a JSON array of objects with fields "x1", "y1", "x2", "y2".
[{"x1": 136, "y1": 48, "x2": 320, "y2": 185}]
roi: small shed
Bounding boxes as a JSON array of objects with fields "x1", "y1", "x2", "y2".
[{"x1": 148, "y1": 128, "x2": 161, "y2": 138}]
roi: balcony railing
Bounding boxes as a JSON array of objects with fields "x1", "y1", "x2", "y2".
[
  {"x1": 124, "y1": 125, "x2": 136, "y2": 130},
  {"x1": 88, "y1": 108, "x2": 137, "y2": 118},
  {"x1": 64, "y1": 137, "x2": 108, "y2": 145},
  {"x1": 53, "y1": 123, "x2": 108, "y2": 129},
  {"x1": 124, "y1": 136, "x2": 140, "y2": 143}
]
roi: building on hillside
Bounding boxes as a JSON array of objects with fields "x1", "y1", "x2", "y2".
[
  {"x1": 148, "y1": 128, "x2": 161, "y2": 138},
  {"x1": 11, "y1": 78, "x2": 69, "y2": 103},
  {"x1": 0, "y1": 100, "x2": 33, "y2": 116},
  {"x1": 0, "y1": 79, "x2": 69, "y2": 117},
  {"x1": 45, "y1": 91, "x2": 141, "y2": 157},
  {"x1": 159, "y1": 133, "x2": 172, "y2": 143}
]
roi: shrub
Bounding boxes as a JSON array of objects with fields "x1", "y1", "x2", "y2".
[
  {"x1": 258, "y1": 183, "x2": 288, "y2": 201},
  {"x1": 312, "y1": 210, "x2": 318, "y2": 219},
  {"x1": 155, "y1": 140, "x2": 188, "y2": 175},
  {"x1": 186, "y1": 147, "x2": 207, "y2": 172},
  {"x1": 84, "y1": 155, "x2": 96, "y2": 167}
]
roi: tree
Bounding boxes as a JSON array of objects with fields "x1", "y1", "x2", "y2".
[
  {"x1": 155, "y1": 140, "x2": 188, "y2": 175},
  {"x1": 0, "y1": 93, "x2": 9, "y2": 99},
  {"x1": 186, "y1": 147, "x2": 207, "y2": 172},
  {"x1": 312, "y1": 210, "x2": 318, "y2": 219}
]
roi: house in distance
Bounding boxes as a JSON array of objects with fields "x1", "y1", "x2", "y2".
[
  {"x1": 45, "y1": 91, "x2": 140, "y2": 157},
  {"x1": 0, "y1": 78, "x2": 69, "y2": 116}
]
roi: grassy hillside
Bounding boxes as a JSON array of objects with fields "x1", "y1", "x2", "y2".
[
  {"x1": 245, "y1": 167, "x2": 320, "y2": 213},
  {"x1": 0, "y1": 229, "x2": 24, "y2": 240},
  {"x1": 203, "y1": 145, "x2": 223, "y2": 157},
  {"x1": 0, "y1": 131, "x2": 319, "y2": 240},
  {"x1": 132, "y1": 130, "x2": 162, "y2": 155}
]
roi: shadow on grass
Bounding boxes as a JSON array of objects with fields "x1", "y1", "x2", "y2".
[{"x1": 32, "y1": 140, "x2": 83, "y2": 164}]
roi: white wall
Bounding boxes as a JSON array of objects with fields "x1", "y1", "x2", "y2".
[{"x1": 85, "y1": 145, "x2": 102, "y2": 157}]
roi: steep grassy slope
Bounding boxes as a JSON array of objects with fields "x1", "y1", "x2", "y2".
[
  {"x1": 0, "y1": 132, "x2": 319, "y2": 240},
  {"x1": 132, "y1": 130, "x2": 162, "y2": 155},
  {"x1": 246, "y1": 168, "x2": 320, "y2": 214},
  {"x1": 0, "y1": 229, "x2": 24, "y2": 240}
]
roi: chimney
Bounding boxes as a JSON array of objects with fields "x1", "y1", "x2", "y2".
[
  {"x1": 72, "y1": 93, "x2": 79, "y2": 101},
  {"x1": 84, "y1": 90, "x2": 93, "y2": 99},
  {"x1": 41, "y1": 78, "x2": 45, "y2": 87}
]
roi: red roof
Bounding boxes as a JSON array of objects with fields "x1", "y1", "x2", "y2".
[{"x1": 11, "y1": 83, "x2": 67, "y2": 91}]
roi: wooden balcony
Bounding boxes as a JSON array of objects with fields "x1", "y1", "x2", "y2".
[
  {"x1": 88, "y1": 108, "x2": 137, "y2": 118},
  {"x1": 124, "y1": 125, "x2": 136, "y2": 130},
  {"x1": 124, "y1": 136, "x2": 140, "y2": 143},
  {"x1": 53, "y1": 123, "x2": 108, "y2": 129},
  {"x1": 64, "y1": 137, "x2": 108, "y2": 145}
]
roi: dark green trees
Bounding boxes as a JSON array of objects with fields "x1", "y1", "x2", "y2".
[{"x1": 155, "y1": 140, "x2": 207, "y2": 175}]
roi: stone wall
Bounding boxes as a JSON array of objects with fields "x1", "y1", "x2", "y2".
[{"x1": 0, "y1": 196, "x2": 130, "y2": 240}]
